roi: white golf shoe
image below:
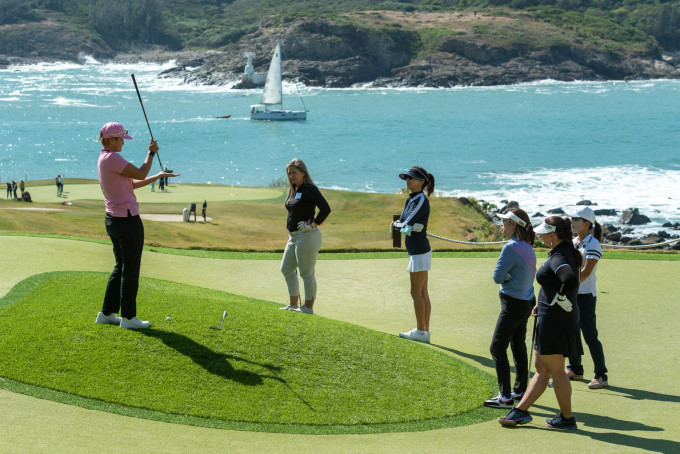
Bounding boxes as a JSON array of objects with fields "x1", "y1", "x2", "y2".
[
  {"x1": 294, "y1": 305, "x2": 314, "y2": 315},
  {"x1": 398, "y1": 328, "x2": 430, "y2": 343},
  {"x1": 279, "y1": 305, "x2": 299, "y2": 310},
  {"x1": 95, "y1": 311, "x2": 121, "y2": 325},
  {"x1": 120, "y1": 317, "x2": 150, "y2": 329}
]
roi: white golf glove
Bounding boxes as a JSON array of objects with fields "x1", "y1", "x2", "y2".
[
  {"x1": 412, "y1": 223, "x2": 424, "y2": 232},
  {"x1": 392, "y1": 220, "x2": 405, "y2": 235},
  {"x1": 550, "y1": 293, "x2": 573, "y2": 312},
  {"x1": 297, "y1": 221, "x2": 315, "y2": 232}
]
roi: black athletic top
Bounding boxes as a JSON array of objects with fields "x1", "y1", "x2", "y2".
[
  {"x1": 536, "y1": 241, "x2": 580, "y2": 315},
  {"x1": 398, "y1": 191, "x2": 431, "y2": 256},
  {"x1": 285, "y1": 183, "x2": 331, "y2": 232}
]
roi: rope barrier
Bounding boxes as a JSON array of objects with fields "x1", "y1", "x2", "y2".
[
  {"x1": 426, "y1": 232, "x2": 506, "y2": 245},
  {"x1": 601, "y1": 237, "x2": 680, "y2": 249},
  {"x1": 426, "y1": 232, "x2": 680, "y2": 249}
]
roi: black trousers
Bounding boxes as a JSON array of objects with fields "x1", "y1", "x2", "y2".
[
  {"x1": 490, "y1": 292, "x2": 534, "y2": 396},
  {"x1": 101, "y1": 213, "x2": 144, "y2": 319},
  {"x1": 568, "y1": 293, "x2": 608, "y2": 380}
]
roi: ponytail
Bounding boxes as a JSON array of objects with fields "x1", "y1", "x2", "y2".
[
  {"x1": 425, "y1": 172, "x2": 435, "y2": 196},
  {"x1": 593, "y1": 222, "x2": 603, "y2": 242}
]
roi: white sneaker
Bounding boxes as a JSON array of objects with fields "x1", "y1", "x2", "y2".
[
  {"x1": 279, "y1": 305, "x2": 299, "y2": 310},
  {"x1": 120, "y1": 317, "x2": 150, "y2": 329},
  {"x1": 294, "y1": 305, "x2": 314, "y2": 315},
  {"x1": 95, "y1": 311, "x2": 121, "y2": 325},
  {"x1": 399, "y1": 328, "x2": 430, "y2": 343}
]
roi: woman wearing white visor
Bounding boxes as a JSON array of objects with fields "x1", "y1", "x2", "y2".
[{"x1": 566, "y1": 206, "x2": 608, "y2": 389}]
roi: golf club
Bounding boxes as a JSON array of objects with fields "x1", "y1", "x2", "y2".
[
  {"x1": 528, "y1": 315, "x2": 537, "y2": 375},
  {"x1": 209, "y1": 310, "x2": 228, "y2": 330},
  {"x1": 131, "y1": 73, "x2": 164, "y2": 171}
]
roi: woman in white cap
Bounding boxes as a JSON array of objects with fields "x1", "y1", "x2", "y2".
[
  {"x1": 499, "y1": 216, "x2": 583, "y2": 430},
  {"x1": 279, "y1": 158, "x2": 331, "y2": 315},
  {"x1": 94, "y1": 122, "x2": 179, "y2": 329},
  {"x1": 393, "y1": 166, "x2": 435, "y2": 343},
  {"x1": 484, "y1": 208, "x2": 536, "y2": 409},
  {"x1": 566, "y1": 206, "x2": 608, "y2": 389}
]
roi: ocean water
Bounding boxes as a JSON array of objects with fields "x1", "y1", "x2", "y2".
[{"x1": 1, "y1": 59, "x2": 679, "y2": 235}]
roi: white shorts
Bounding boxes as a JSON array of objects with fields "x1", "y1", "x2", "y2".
[{"x1": 406, "y1": 250, "x2": 432, "y2": 273}]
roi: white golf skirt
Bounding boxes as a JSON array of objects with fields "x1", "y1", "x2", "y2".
[{"x1": 406, "y1": 250, "x2": 432, "y2": 273}]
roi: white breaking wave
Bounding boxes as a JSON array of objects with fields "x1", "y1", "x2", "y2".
[{"x1": 439, "y1": 165, "x2": 680, "y2": 234}]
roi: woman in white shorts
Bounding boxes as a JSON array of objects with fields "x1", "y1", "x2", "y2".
[{"x1": 393, "y1": 166, "x2": 435, "y2": 343}]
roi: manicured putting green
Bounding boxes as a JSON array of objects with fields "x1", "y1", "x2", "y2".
[
  {"x1": 23, "y1": 183, "x2": 285, "y2": 204},
  {"x1": 0, "y1": 272, "x2": 498, "y2": 434}
]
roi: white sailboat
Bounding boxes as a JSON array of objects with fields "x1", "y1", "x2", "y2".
[{"x1": 250, "y1": 38, "x2": 307, "y2": 121}]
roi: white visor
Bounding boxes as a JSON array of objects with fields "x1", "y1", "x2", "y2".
[
  {"x1": 497, "y1": 212, "x2": 526, "y2": 227},
  {"x1": 534, "y1": 222, "x2": 557, "y2": 234}
]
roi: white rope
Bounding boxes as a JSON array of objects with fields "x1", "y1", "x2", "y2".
[
  {"x1": 601, "y1": 237, "x2": 680, "y2": 249},
  {"x1": 426, "y1": 232, "x2": 506, "y2": 245},
  {"x1": 426, "y1": 232, "x2": 680, "y2": 249}
]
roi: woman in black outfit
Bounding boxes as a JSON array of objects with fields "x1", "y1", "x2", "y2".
[{"x1": 499, "y1": 216, "x2": 584, "y2": 430}]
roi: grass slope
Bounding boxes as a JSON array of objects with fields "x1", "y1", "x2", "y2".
[{"x1": 0, "y1": 271, "x2": 498, "y2": 434}]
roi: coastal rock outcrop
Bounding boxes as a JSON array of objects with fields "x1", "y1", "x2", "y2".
[{"x1": 620, "y1": 208, "x2": 651, "y2": 225}]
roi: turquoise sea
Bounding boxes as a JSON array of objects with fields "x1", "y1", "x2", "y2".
[{"x1": 1, "y1": 59, "x2": 679, "y2": 234}]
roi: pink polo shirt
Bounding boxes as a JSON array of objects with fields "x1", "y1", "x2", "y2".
[{"x1": 97, "y1": 149, "x2": 139, "y2": 217}]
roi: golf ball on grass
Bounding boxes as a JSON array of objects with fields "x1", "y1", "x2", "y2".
[{"x1": 166, "y1": 316, "x2": 171, "y2": 321}]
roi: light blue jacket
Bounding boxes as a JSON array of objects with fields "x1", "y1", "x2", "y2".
[{"x1": 493, "y1": 236, "x2": 537, "y2": 301}]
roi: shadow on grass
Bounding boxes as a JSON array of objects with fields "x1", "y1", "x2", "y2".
[
  {"x1": 139, "y1": 328, "x2": 279, "y2": 386},
  {"x1": 138, "y1": 328, "x2": 317, "y2": 411},
  {"x1": 430, "y1": 343, "x2": 496, "y2": 370},
  {"x1": 531, "y1": 403, "x2": 677, "y2": 453},
  {"x1": 606, "y1": 385, "x2": 680, "y2": 403}
]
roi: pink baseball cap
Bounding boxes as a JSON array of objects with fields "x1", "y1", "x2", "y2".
[{"x1": 100, "y1": 122, "x2": 133, "y2": 139}]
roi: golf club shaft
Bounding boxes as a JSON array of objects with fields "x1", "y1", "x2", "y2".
[
  {"x1": 528, "y1": 316, "x2": 537, "y2": 375},
  {"x1": 131, "y1": 74, "x2": 164, "y2": 171}
]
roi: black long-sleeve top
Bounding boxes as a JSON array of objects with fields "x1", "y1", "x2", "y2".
[
  {"x1": 285, "y1": 183, "x2": 331, "y2": 232},
  {"x1": 536, "y1": 241, "x2": 580, "y2": 315},
  {"x1": 398, "y1": 191, "x2": 431, "y2": 255}
]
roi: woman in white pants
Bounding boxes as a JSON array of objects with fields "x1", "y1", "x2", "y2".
[{"x1": 280, "y1": 159, "x2": 331, "y2": 315}]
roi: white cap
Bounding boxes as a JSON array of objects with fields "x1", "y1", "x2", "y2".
[
  {"x1": 534, "y1": 222, "x2": 557, "y2": 234},
  {"x1": 566, "y1": 206, "x2": 596, "y2": 224},
  {"x1": 497, "y1": 211, "x2": 526, "y2": 227}
]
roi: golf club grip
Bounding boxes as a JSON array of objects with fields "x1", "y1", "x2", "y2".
[{"x1": 131, "y1": 74, "x2": 164, "y2": 171}]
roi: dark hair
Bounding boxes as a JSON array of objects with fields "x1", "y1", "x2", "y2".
[
  {"x1": 411, "y1": 166, "x2": 435, "y2": 196},
  {"x1": 584, "y1": 219, "x2": 603, "y2": 242},
  {"x1": 509, "y1": 208, "x2": 535, "y2": 245},
  {"x1": 544, "y1": 216, "x2": 583, "y2": 268}
]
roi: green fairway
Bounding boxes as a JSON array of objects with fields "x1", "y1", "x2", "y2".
[{"x1": 1, "y1": 236, "x2": 680, "y2": 452}]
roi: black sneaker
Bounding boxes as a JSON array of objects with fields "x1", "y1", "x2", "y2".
[
  {"x1": 546, "y1": 412, "x2": 577, "y2": 430},
  {"x1": 499, "y1": 408, "x2": 533, "y2": 426}
]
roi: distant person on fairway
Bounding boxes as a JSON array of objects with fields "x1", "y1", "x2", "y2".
[
  {"x1": 566, "y1": 206, "x2": 608, "y2": 389},
  {"x1": 500, "y1": 216, "x2": 583, "y2": 430},
  {"x1": 279, "y1": 158, "x2": 331, "y2": 315},
  {"x1": 393, "y1": 166, "x2": 435, "y2": 344},
  {"x1": 484, "y1": 208, "x2": 536, "y2": 409},
  {"x1": 94, "y1": 122, "x2": 179, "y2": 329}
]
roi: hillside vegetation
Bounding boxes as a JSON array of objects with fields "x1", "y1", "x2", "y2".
[{"x1": 1, "y1": 0, "x2": 679, "y2": 56}]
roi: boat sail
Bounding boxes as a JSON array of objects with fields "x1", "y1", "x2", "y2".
[{"x1": 250, "y1": 38, "x2": 307, "y2": 121}]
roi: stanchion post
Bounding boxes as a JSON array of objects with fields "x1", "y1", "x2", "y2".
[{"x1": 392, "y1": 214, "x2": 401, "y2": 248}]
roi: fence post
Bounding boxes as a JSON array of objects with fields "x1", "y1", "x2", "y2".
[{"x1": 392, "y1": 214, "x2": 401, "y2": 248}]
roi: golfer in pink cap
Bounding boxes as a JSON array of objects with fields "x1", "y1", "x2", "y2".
[{"x1": 94, "y1": 122, "x2": 179, "y2": 329}]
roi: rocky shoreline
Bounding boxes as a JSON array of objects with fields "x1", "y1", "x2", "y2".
[
  {"x1": 2, "y1": 14, "x2": 680, "y2": 89},
  {"x1": 491, "y1": 200, "x2": 680, "y2": 251}
]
